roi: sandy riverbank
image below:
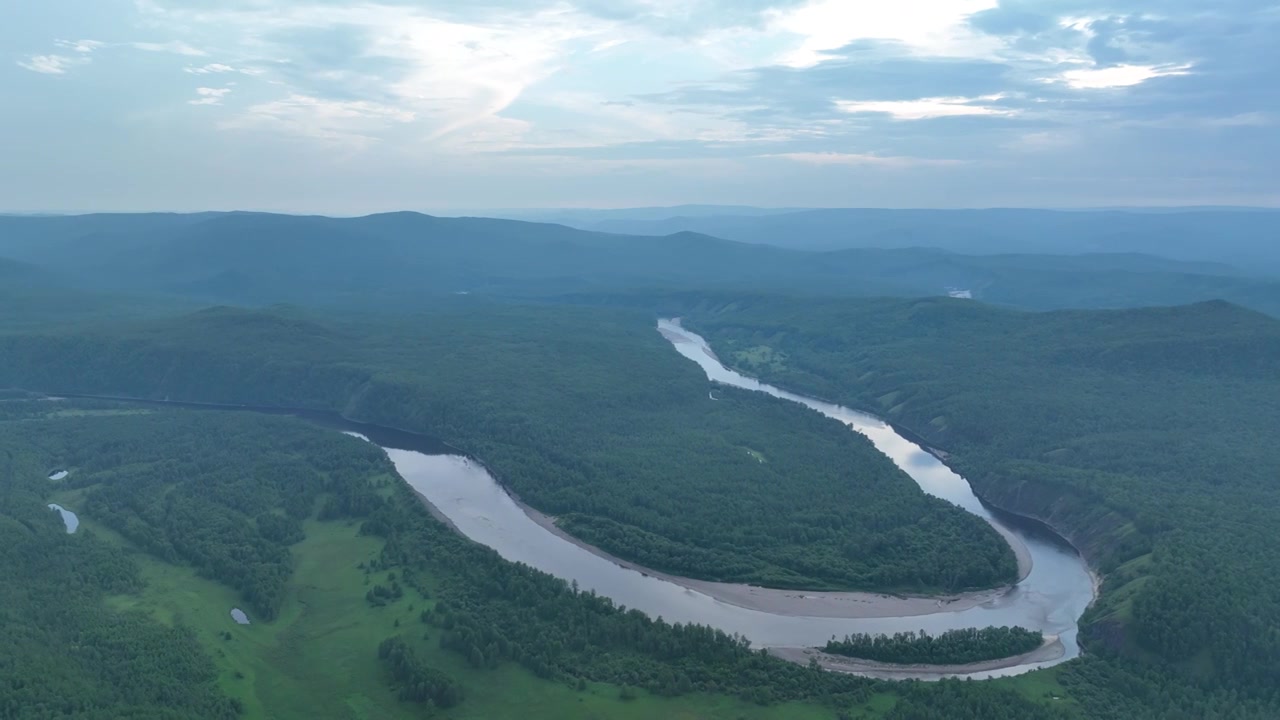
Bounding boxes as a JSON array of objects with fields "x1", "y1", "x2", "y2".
[
  {"x1": 518, "y1": 497, "x2": 1025, "y2": 620},
  {"x1": 993, "y1": 521, "x2": 1035, "y2": 582},
  {"x1": 771, "y1": 635, "x2": 1066, "y2": 680},
  {"x1": 353, "y1": 423, "x2": 1028, "y2": 619}
]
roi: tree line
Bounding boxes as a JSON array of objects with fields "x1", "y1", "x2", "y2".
[{"x1": 824, "y1": 627, "x2": 1043, "y2": 665}]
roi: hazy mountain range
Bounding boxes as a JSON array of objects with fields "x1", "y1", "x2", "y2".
[
  {"x1": 3, "y1": 209, "x2": 1279, "y2": 316},
  {"x1": 487, "y1": 207, "x2": 1280, "y2": 272}
]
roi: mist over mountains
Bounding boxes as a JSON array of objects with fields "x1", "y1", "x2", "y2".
[
  {"x1": 504, "y1": 207, "x2": 1280, "y2": 272},
  {"x1": 3, "y1": 209, "x2": 1280, "y2": 317}
]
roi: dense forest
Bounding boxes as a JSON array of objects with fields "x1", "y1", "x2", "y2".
[
  {"x1": 823, "y1": 628, "x2": 1044, "y2": 666},
  {"x1": 0, "y1": 398, "x2": 1073, "y2": 719},
  {"x1": 685, "y1": 295, "x2": 1280, "y2": 718},
  {"x1": 0, "y1": 300, "x2": 1015, "y2": 594},
  {"x1": 0, "y1": 405, "x2": 241, "y2": 719}
]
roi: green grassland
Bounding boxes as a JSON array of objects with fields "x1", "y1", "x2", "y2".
[
  {"x1": 72, "y1": 502, "x2": 840, "y2": 720},
  {"x1": 731, "y1": 346, "x2": 789, "y2": 374}
]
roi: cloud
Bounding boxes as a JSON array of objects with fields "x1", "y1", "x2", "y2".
[
  {"x1": 1056, "y1": 63, "x2": 1194, "y2": 89},
  {"x1": 134, "y1": 1, "x2": 616, "y2": 145},
  {"x1": 189, "y1": 87, "x2": 231, "y2": 106},
  {"x1": 225, "y1": 94, "x2": 416, "y2": 143},
  {"x1": 132, "y1": 41, "x2": 207, "y2": 56},
  {"x1": 768, "y1": 0, "x2": 1001, "y2": 67},
  {"x1": 19, "y1": 39, "x2": 105, "y2": 75},
  {"x1": 54, "y1": 39, "x2": 106, "y2": 54},
  {"x1": 185, "y1": 63, "x2": 238, "y2": 74},
  {"x1": 129, "y1": 0, "x2": 1211, "y2": 153},
  {"x1": 1204, "y1": 112, "x2": 1272, "y2": 128},
  {"x1": 17, "y1": 55, "x2": 83, "y2": 75},
  {"x1": 836, "y1": 94, "x2": 1018, "y2": 120},
  {"x1": 1003, "y1": 130, "x2": 1078, "y2": 152},
  {"x1": 6, "y1": 0, "x2": 1279, "y2": 210},
  {"x1": 18, "y1": 37, "x2": 209, "y2": 75},
  {"x1": 763, "y1": 151, "x2": 964, "y2": 167}
]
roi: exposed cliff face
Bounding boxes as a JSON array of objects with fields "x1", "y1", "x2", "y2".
[
  {"x1": 877, "y1": 409, "x2": 1143, "y2": 575},
  {"x1": 962, "y1": 470, "x2": 1133, "y2": 571}
]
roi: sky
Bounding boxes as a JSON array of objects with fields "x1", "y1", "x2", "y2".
[{"x1": 3, "y1": 0, "x2": 1278, "y2": 212}]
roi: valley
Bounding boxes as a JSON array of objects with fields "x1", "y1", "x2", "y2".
[{"x1": 1, "y1": 210, "x2": 1278, "y2": 719}]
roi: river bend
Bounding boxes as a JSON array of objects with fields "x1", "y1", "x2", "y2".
[
  {"x1": 50, "y1": 322, "x2": 1096, "y2": 679},
  {"x1": 349, "y1": 321, "x2": 1095, "y2": 679}
]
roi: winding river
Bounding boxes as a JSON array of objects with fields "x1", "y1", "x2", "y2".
[
  {"x1": 50, "y1": 320, "x2": 1095, "y2": 679},
  {"x1": 338, "y1": 321, "x2": 1094, "y2": 680}
]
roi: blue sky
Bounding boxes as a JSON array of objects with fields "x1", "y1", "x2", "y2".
[{"x1": 4, "y1": 0, "x2": 1278, "y2": 212}]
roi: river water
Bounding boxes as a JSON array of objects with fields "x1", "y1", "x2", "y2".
[{"x1": 48, "y1": 504, "x2": 79, "y2": 534}]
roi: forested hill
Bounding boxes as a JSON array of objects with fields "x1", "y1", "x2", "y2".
[
  {"x1": 0, "y1": 211, "x2": 902, "y2": 302},
  {"x1": 685, "y1": 296, "x2": 1280, "y2": 714},
  {"x1": 5, "y1": 212, "x2": 1280, "y2": 316}
]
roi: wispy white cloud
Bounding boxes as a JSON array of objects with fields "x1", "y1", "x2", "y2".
[
  {"x1": 836, "y1": 94, "x2": 1017, "y2": 120},
  {"x1": 1056, "y1": 63, "x2": 1194, "y2": 90},
  {"x1": 20, "y1": 38, "x2": 105, "y2": 75},
  {"x1": 1204, "y1": 112, "x2": 1272, "y2": 128},
  {"x1": 189, "y1": 87, "x2": 231, "y2": 106},
  {"x1": 763, "y1": 151, "x2": 964, "y2": 167},
  {"x1": 767, "y1": 0, "x2": 1001, "y2": 68},
  {"x1": 17, "y1": 54, "x2": 83, "y2": 75},
  {"x1": 224, "y1": 94, "x2": 416, "y2": 144},
  {"x1": 135, "y1": 2, "x2": 617, "y2": 146},
  {"x1": 132, "y1": 40, "x2": 207, "y2": 56},
  {"x1": 54, "y1": 39, "x2": 106, "y2": 54},
  {"x1": 1003, "y1": 130, "x2": 1079, "y2": 153},
  {"x1": 185, "y1": 63, "x2": 238, "y2": 74},
  {"x1": 19, "y1": 36, "x2": 208, "y2": 75}
]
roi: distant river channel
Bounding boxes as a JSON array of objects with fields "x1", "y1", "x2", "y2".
[{"x1": 53, "y1": 320, "x2": 1095, "y2": 679}]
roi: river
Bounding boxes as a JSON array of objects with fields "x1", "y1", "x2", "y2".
[{"x1": 334, "y1": 322, "x2": 1094, "y2": 680}]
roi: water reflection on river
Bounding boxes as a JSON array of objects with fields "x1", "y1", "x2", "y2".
[{"x1": 48, "y1": 504, "x2": 79, "y2": 534}]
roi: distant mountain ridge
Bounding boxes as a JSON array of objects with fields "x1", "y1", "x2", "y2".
[
  {"x1": 440, "y1": 204, "x2": 805, "y2": 224},
  {"x1": 560, "y1": 208, "x2": 1280, "y2": 272},
  {"x1": 3, "y1": 211, "x2": 1280, "y2": 316}
]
